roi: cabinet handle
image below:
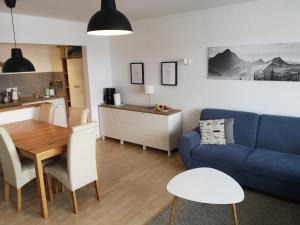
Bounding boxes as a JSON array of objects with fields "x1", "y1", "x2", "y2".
[{"x1": 74, "y1": 85, "x2": 80, "y2": 88}]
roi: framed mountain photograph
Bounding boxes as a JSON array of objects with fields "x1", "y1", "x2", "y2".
[{"x1": 208, "y1": 43, "x2": 300, "y2": 81}]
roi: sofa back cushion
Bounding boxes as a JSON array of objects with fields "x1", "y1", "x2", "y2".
[
  {"x1": 200, "y1": 109, "x2": 259, "y2": 148},
  {"x1": 256, "y1": 115, "x2": 300, "y2": 154}
]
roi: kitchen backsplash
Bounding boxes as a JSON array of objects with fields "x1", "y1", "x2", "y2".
[{"x1": 0, "y1": 72, "x2": 64, "y2": 97}]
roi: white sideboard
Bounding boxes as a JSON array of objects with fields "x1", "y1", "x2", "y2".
[{"x1": 98, "y1": 104, "x2": 182, "y2": 156}]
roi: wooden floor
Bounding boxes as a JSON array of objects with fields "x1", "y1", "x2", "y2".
[{"x1": 0, "y1": 138, "x2": 184, "y2": 225}]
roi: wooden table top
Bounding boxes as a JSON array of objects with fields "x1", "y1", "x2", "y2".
[
  {"x1": 99, "y1": 104, "x2": 181, "y2": 116},
  {"x1": 3, "y1": 120, "x2": 69, "y2": 159}
]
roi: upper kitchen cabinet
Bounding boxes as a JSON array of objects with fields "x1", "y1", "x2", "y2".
[{"x1": 0, "y1": 43, "x2": 63, "y2": 74}]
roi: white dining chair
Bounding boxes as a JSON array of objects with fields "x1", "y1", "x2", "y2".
[
  {"x1": 53, "y1": 106, "x2": 90, "y2": 191},
  {"x1": 39, "y1": 103, "x2": 55, "y2": 124},
  {"x1": 68, "y1": 107, "x2": 90, "y2": 127},
  {"x1": 44, "y1": 122, "x2": 100, "y2": 214},
  {"x1": 0, "y1": 127, "x2": 36, "y2": 211},
  {"x1": 58, "y1": 107, "x2": 90, "y2": 164}
]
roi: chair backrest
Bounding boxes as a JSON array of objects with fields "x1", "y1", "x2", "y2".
[
  {"x1": 68, "y1": 107, "x2": 90, "y2": 127},
  {"x1": 39, "y1": 103, "x2": 55, "y2": 124},
  {"x1": 67, "y1": 122, "x2": 98, "y2": 191},
  {"x1": 0, "y1": 127, "x2": 22, "y2": 188}
]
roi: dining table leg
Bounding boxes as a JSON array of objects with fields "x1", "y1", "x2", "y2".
[{"x1": 34, "y1": 157, "x2": 49, "y2": 218}]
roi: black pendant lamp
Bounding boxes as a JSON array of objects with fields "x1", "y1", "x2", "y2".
[
  {"x1": 87, "y1": 0, "x2": 133, "y2": 36},
  {"x1": 2, "y1": 0, "x2": 35, "y2": 73}
]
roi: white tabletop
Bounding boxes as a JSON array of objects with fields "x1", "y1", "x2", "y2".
[{"x1": 167, "y1": 168, "x2": 244, "y2": 204}]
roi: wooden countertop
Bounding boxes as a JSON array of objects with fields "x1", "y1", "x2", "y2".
[
  {"x1": 99, "y1": 104, "x2": 181, "y2": 116},
  {"x1": 0, "y1": 103, "x2": 41, "y2": 113},
  {"x1": 0, "y1": 96, "x2": 65, "y2": 113},
  {"x1": 20, "y1": 96, "x2": 65, "y2": 104}
]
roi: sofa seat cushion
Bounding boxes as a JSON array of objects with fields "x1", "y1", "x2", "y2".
[
  {"x1": 191, "y1": 144, "x2": 253, "y2": 170},
  {"x1": 243, "y1": 148, "x2": 300, "y2": 185}
]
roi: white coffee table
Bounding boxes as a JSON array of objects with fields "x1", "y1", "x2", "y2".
[{"x1": 167, "y1": 168, "x2": 244, "y2": 225}]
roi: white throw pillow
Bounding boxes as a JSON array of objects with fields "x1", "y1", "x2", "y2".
[{"x1": 199, "y1": 119, "x2": 226, "y2": 145}]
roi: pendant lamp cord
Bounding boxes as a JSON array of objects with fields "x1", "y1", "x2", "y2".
[{"x1": 10, "y1": 8, "x2": 17, "y2": 48}]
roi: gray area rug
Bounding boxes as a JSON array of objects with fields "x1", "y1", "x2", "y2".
[{"x1": 148, "y1": 189, "x2": 300, "y2": 225}]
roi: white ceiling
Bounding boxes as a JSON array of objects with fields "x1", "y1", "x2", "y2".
[{"x1": 0, "y1": 0, "x2": 258, "y2": 22}]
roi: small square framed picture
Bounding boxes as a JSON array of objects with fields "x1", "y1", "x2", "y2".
[
  {"x1": 130, "y1": 63, "x2": 144, "y2": 85},
  {"x1": 161, "y1": 61, "x2": 178, "y2": 86}
]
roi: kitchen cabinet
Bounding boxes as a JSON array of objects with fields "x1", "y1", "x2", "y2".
[
  {"x1": 22, "y1": 97, "x2": 67, "y2": 127},
  {"x1": 0, "y1": 43, "x2": 62, "y2": 73},
  {"x1": 0, "y1": 107, "x2": 38, "y2": 125}
]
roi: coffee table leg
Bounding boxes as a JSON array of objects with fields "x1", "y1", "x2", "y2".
[
  {"x1": 168, "y1": 196, "x2": 177, "y2": 225},
  {"x1": 231, "y1": 204, "x2": 239, "y2": 225}
]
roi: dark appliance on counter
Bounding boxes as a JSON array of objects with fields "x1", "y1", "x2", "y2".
[{"x1": 103, "y1": 88, "x2": 116, "y2": 105}]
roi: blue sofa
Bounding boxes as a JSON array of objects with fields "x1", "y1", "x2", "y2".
[{"x1": 178, "y1": 108, "x2": 300, "y2": 201}]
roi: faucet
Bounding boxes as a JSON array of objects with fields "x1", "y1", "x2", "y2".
[{"x1": 34, "y1": 90, "x2": 44, "y2": 100}]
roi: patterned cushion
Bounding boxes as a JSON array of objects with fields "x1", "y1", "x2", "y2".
[{"x1": 199, "y1": 119, "x2": 226, "y2": 145}]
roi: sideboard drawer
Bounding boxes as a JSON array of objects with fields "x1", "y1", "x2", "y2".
[
  {"x1": 142, "y1": 113, "x2": 169, "y2": 150},
  {"x1": 99, "y1": 107, "x2": 121, "y2": 139},
  {"x1": 118, "y1": 110, "x2": 143, "y2": 144},
  {"x1": 118, "y1": 110, "x2": 143, "y2": 124}
]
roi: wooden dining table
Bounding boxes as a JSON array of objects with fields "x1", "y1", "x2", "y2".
[{"x1": 3, "y1": 119, "x2": 69, "y2": 219}]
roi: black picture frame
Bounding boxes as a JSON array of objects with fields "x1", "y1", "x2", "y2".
[
  {"x1": 130, "y1": 62, "x2": 144, "y2": 85},
  {"x1": 161, "y1": 61, "x2": 178, "y2": 86}
]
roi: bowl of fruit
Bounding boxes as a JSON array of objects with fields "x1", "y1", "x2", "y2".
[{"x1": 155, "y1": 104, "x2": 171, "y2": 112}]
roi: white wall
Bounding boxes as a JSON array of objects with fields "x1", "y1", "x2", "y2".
[
  {"x1": 110, "y1": 0, "x2": 300, "y2": 132},
  {"x1": 0, "y1": 12, "x2": 112, "y2": 124}
]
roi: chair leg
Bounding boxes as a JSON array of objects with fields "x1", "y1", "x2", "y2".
[
  {"x1": 16, "y1": 189, "x2": 22, "y2": 211},
  {"x1": 70, "y1": 191, "x2": 78, "y2": 214},
  {"x1": 94, "y1": 180, "x2": 101, "y2": 201},
  {"x1": 60, "y1": 183, "x2": 65, "y2": 193},
  {"x1": 54, "y1": 179, "x2": 59, "y2": 194},
  {"x1": 4, "y1": 181, "x2": 9, "y2": 202},
  {"x1": 46, "y1": 175, "x2": 54, "y2": 202}
]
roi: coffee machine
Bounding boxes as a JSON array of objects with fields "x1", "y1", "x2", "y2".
[{"x1": 103, "y1": 88, "x2": 116, "y2": 105}]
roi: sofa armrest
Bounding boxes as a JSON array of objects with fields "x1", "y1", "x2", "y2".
[{"x1": 178, "y1": 128, "x2": 200, "y2": 169}]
